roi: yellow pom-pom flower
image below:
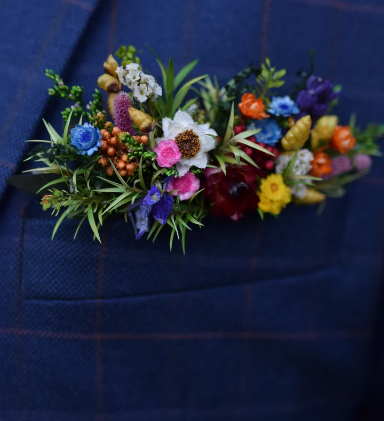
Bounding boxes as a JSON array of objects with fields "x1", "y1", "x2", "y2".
[{"x1": 258, "y1": 174, "x2": 291, "y2": 215}]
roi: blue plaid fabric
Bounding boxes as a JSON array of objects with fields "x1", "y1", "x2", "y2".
[{"x1": 1, "y1": 0, "x2": 384, "y2": 419}]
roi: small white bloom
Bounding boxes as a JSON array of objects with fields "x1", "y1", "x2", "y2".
[
  {"x1": 133, "y1": 84, "x2": 149, "y2": 103},
  {"x1": 186, "y1": 104, "x2": 198, "y2": 116},
  {"x1": 158, "y1": 110, "x2": 217, "y2": 176},
  {"x1": 275, "y1": 149, "x2": 313, "y2": 176},
  {"x1": 291, "y1": 184, "x2": 307, "y2": 198},
  {"x1": 140, "y1": 73, "x2": 156, "y2": 88}
]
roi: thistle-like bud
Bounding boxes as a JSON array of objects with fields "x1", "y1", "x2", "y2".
[
  {"x1": 97, "y1": 73, "x2": 122, "y2": 93},
  {"x1": 128, "y1": 107, "x2": 156, "y2": 132},
  {"x1": 281, "y1": 115, "x2": 311, "y2": 151},
  {"x1": 311, "y1": 115, "x2": 338, "y2": 149},
  {"x1": 293, "y1": 188, "x2": 325, "y2": 205},
  {"x1": 103, "y1": 54, "x2": 119, "y2": 77}
]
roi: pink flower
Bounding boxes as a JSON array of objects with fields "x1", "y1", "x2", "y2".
[
  {"x1": 354, "y1": 154, "x2": 372, "y2": 171},
  {"x1": 154, "y1": 140, "x2": 181, "y2": 168},
  {"x1": 167, "y1": 172, "x2": 200, "y2": 201}
]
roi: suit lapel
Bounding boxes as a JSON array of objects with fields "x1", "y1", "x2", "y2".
[{"x1": 0, "y1": 0, "x2": 101, "y2": 199}]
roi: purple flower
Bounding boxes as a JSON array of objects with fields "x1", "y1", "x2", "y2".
[
  {"x1": 136, "y1": 185, "x2": 174, "y2": 239},
  {"x1": 296, "y1": 75, "x2": 340, "y2": 121},
  {"x1": 114, "y1": 92, "x2": 135, "y2": 135},
  {"x1": 323, "y1": 155, "x2": 352, "y2": 180},
  {"x1": 354, "y1": 154, "x2": 372, "y2": 171}
]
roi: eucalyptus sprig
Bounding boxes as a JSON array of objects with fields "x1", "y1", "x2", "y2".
[{"x1": 255, "y1": 58, "x2": 286, "y2": 102}]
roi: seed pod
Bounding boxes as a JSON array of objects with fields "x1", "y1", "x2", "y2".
[
  {"x1": 126, "y1": 162, "x2": 137, "y2": 174},
  {"x1": 107, "y1": 93, "x2": 117, "y2": 118},
  {"x1": 119, "y1": 170, "x2": 128, "y2": 177},
  {"x1": 97, "y1": 73, "x2": 122, "y2": 93},
  {"x1": 110, "y1": 136, "x2": 118, "y2": 145},
  {"x1": 282, "y1": 115, "x2": 312, "y2": 151},
  {"x1": 103, "y1": 54, "x2": 119, "y2": 77},
  {"x1": 112, "y1": 126, "x2": 122, "y2": 136},
  {"x1": 116, "y1": 160, "x2": 125, "y2": 170},
  {"x1": 311, "y1": 115, "x2": 338, "y2": 149},
  {"x1": 106, "y1": 166, "x2": 114, "y2": 176},
  {"x1": 128, "y1": 107, "x2": 156, "y2": 132},
  {"x1": 293, "y1": 188, "x2": 325, "y2": 205}
]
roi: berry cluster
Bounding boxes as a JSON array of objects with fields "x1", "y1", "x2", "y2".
[{"x1": 98, "y1": 126, "x2": 148, "y2": 177}]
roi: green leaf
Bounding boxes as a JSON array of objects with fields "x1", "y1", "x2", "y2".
[
  {"x1": 223, "y1": 103, "x2": 235, "y2": 143},
  {"x1": 152, "y1": 223, "x2": 165, "y2": 242},
  {"x1": 36, "y1": 175, "x2": 70, "y2": 194},
  {"x1": 96, "y1": 176, "x2": 128, "y2": 188},
  {"x1": 257, "y1": 208, "x2": 264, "y2": 220},
  {"x1": 274, "y1": 69, "x2": 286, "y2": 79},
  {"x1": 52, "y1": 204, "x2": 76, "y2": 240},
  {"x1": 237, "y1": 149, "x2": 259, "y2": 168},
  {"x1": 215, "y1": 154, "x2": 226, "y2": 175},
  {"x1": 87, "y1": 206, "x2": 101, "y2": 243},
  {"x1": 174, "y1": 59, "x2": 199, "y2": 89},
  {"x1": 109, "y1": 159, "x2": 128, "y2": 187},
  {"x1": 43, "y1": 119, "x2": 62, "y2": 143},
  {"x1": 180, "y1": 97, "x2": 198, "y2": 111},
  {"x1": 98, "y1": 207, "x2": 104, "y2": 226},
  {"x1": 139, "y1": 156, "x2": 147, "y2": 191},
  {"x1": 236, "y1": 139, "x2": 274, "y2": 156},
  {"x1": 188, "y1": 188, "x2": 204, "y2": 203},
  {"x1": 282, "y1": 151, "x2": 298, "y2": 179},
  {"x1": 168, "y1": 216, "x2": 179, "y2": 239},
  {"x1": 25, "y1": 140, "x2": 51, "y2": 143},
  {"x1": 93, "y1": 187, "x2": 127, "y2": 193},
  {"x1": 233, "y1": 129, "x2": 261, "y2": 140},
  {"x1": 172, "y1": 75, "x2": 206, "y2": 115},
  {"x1": 169, "y1": 227, "x2": 176, "y2": 251},
  {"x1": 102, "y1": 192, "x2": 131, "y2": 215},
  {"x1": 186, "y1": 213, "x2": 203, "y2": 226},
  {"x1": 228, "y1": 145, "x2": 241, "y2": 165},
  {"x1": 74, "y1": 215, "x2": 87, "y2": 239},
  {"x1": 146, "y1": 44, "x2": 167, "y2": 90},
  {"x1": 63, "y1": 109, "x2": 73, "y2": 144},
  {"x1": 166, "y1": 56, "x2": 174, "y2": 99},
  {"x1": 179, "y1": 223, "x2": 186, "y2": 255},
  {"x1": 176, "y1": 215, "x2": 191, "y2": 231},
  {"x1": 147, "y1": 220, "x2": 160, "y2": 240}
]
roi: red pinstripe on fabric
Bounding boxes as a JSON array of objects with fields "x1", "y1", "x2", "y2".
[
  {"x1": 15, "y1": 204, "x2": 28, "y2": 421},
  {"x1": 0, "y1": 158, "x2": 16, "y2": 170},
  {"x1": 288, "y1": 0, "x2": 384, "y2": 15},
  {"x1": 0, "y1": 327, "x2": 371, "y2": 340},
  {"x1": 260, "y1": 0, "x2": 271, "y2": 62}
]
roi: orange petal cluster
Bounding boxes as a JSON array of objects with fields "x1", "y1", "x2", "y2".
[
  {"x1": 331, "y1": 125, "x2": 356, "y2": 154},
  {"x1": 310, "y1": 151, "x2": 333, "y2": 177},
  {"x1": 238, "y1": 93, "x2": 269, "y2": 120}
]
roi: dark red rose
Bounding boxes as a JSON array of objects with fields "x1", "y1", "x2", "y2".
[{"x1": 203, "y1": 165, "x2": 261, "y2": 221}]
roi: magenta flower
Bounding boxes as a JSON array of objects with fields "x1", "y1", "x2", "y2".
[
  {"x1": 331, "y1": 155, "x2": 352, "y2": 176},
  {"x1": 354, "y1": 154, "x2": 372, "y2": 171},
  {"x1": 167, "y1": 172, "x2": 200, "y2": 201},
  {"x1": 154, "y1": 140, "x2": 181, "y2": 168},
  {"x1": 113, "y1": 92, "x2": 135, "y2": 135}
]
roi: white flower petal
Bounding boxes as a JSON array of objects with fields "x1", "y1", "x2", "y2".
[
  {"x1": 176, "y1": 162, "x2": 191, "y2": 177},
  {"x1": 173, "y1": 110, "x2": 195, "y2": 127}
]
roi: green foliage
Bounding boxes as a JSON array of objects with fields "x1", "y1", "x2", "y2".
[
  {"x1": 255, "y1": 58, "x2": 286, "y2": 102},
  {"x1": 115, "y1": 45, "x2": 141, "y2": 67},
  {"x1": 213, "y1": 103, "x2": 274, "y2": 172},
  {"x1": 351, "y1": 122, "x2": 384, "y2": 157},
  {"x1": 146, "y1": 45, "x2": 206, "y2": 118}
]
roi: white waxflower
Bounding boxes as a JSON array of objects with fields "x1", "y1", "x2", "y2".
[
  {"x1": 133, "y1": 84, "x2": 150, "y2": 103},
  {"x1": 140, "y1": 73, "x2": 156, "y2": 88},
  {"x1": 159, "y1": 110, "x2": 217, "y2": 176},
  {"x1": 275, "y1": 148, "x2": 313, "y2": 176},
  {"x1": 116, "y1": 63, "x2": 142, "y2": 86},
  {"x1": 290, "y1": 184, "x2": 307, "y2": 199}
]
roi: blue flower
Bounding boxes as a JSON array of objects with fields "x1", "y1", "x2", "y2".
[
  {"x1": 70, "y1": 123, "x2": 102, "y2": 156},
  {"x1": 247, "y1": 119, "x2": 282, "y2": 146},
  {"x1": 136, "y1": 185, "x2": 174, "y2": 239},
  {"x1": 268, "y1": 96, "x2": 299, "y2": 117}
]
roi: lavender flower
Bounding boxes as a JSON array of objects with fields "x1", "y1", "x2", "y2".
[
  {"x1": 354, "y1": 154, "x2": 372, "y2": 171},
  {"x1": 322, "y1": 155, "x2": 352, "y2": 180},
  {"x1": 296, "y1": 75, "x2": 340, "y2": 121},
  {"x1": 113, "y1": 92, "x2": 135, "y2": 135}
]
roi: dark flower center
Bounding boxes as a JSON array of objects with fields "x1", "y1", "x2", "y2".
[
  {"x1": 229, "y1": 181, "x2": 248, "y2": 197},
  {"x1": 175, "y1": 129, "x2": 200, "y2": 158}
]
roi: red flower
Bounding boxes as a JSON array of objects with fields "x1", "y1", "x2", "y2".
[{"x1": 203, "y1": 165, "x2": 261, "y2": 221}]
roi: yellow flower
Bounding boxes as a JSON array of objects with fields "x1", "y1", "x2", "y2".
[{"x1": 258, "y1": 174, "x2": 291, "y2": 215}]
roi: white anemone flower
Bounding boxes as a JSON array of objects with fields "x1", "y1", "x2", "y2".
[
  {"x1": 159, "y1": 110, "x2": 217, "y2": 176},
  {"x1": 134, "y1": 84, "x2": 150, "y2": 103}
]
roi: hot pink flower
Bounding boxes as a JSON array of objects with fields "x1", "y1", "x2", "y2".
[
  {"x1": 154, "y1": 140, "x2": 182, "y2": 168},
  {"x1": 167, "y1": 172, "x2": 200, "y2": 201}
]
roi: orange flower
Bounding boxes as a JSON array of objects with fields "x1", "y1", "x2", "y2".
[
  {"x1": 331, "y1": 125, "x2": 356, "y2": 154},
  {"x1": 238, "y1": 93, "x2": 269, "y2": 120},
  {"x1": 310, "y1": 151, "x2": 333, "y2": 177}
]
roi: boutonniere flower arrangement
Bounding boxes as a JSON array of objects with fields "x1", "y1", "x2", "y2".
[{"x1": 21, "y1": 45, "x2": 382, "y2": 252}]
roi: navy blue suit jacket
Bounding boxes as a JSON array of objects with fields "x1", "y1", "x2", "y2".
[{"x1": 0, "y1": 0, "x2": 384, "y2": 419}]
